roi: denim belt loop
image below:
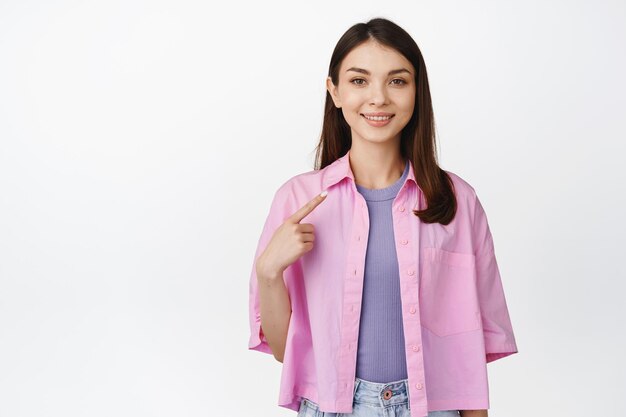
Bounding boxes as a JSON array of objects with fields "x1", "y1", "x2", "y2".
[
  {"x1": 405, "y1": 379, "x2": 410, "y2": 410},
  {"x1": 353, "y1": 378, "x2": 361, "y2": 397}
]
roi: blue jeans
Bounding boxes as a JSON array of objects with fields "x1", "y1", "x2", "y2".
[{"x1": 297, "y1": 377, "x2": 460, "y2": 417}]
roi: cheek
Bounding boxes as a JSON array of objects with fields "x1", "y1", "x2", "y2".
[
  {"x1": 340, "y1": 101, "x2": 365, "y2": 123},
  {"x1": 398, "y1": 98, "x2": 415, "y2": 117},
  {"x1": 405, "y1": 101, "x2": 416, "y2": 115},
  {"x1": 395, "y1": 91, "x2": 415, "y2": 108},
  {"x1": 341, "y1": 94, "x2": 363, "y2": 110}
]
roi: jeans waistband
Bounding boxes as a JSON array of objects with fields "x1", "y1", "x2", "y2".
[{"x1": 352, "y1": 377, "x2": 410, "y2": 410}]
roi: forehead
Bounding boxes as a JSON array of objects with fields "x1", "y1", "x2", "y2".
[{"x1": 340, "y1": 40, "x2": 414, "y2": 75}]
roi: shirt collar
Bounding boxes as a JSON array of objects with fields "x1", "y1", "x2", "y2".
[{"x1": 321, "y1": 148, "x2": 418, "y2": 191}]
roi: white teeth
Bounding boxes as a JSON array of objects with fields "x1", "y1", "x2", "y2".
[{"x1": 363, "y1": 115, "x2": 392, "y2": 121}]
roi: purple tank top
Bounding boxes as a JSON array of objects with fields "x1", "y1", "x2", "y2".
[{"x1": 354, "y1": 159, "x2": 410, "y2": 382}]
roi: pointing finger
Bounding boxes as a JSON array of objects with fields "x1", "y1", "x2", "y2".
[{"x1": 287, "y1": 190, "x2": 328, "y2": 224}]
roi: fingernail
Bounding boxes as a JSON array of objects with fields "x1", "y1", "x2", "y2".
[{"x1": 320, "y1": 190, "x2": 328, "y2": 197}]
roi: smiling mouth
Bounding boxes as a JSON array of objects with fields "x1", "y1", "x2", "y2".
[{"x1": 361, "y1": 114, "x2": 395, "y2": 121}]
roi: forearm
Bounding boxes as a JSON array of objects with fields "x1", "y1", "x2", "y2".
[
  {"x1": 257, "y1": 270, "x2": 292, "y2": 362},
  {"x1": 459, "y1": 410, "x2": 488, "y2": 417}
]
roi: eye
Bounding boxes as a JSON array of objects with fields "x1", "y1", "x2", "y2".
[{"x1": 350, "y1": 78, "x2": 407, "y2": 86}]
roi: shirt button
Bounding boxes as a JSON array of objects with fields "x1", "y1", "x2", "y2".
[
  {"x1": 412, "y1": 344, "x2": 421, "y2": 352},
  {"x1": 399, "y1": 206, "x2": 405, "y2": 212},
  {"x1": 407, "y1": 269, "x2": 415, "y2": 276},
  {"x1": 409, "y1": 306, "x2": 416, "y2": 314},
  {"x1": 356, "y1": 235, "x2": 361, "y2": 241},
  {"x1": 400, "y1": 239, "x2": 408, "y2": 245},
  {"x1": 415, "y1": 383, "x2": 423, "y2": 390}
]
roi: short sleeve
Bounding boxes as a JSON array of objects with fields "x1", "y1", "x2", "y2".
[
  {"x1": 247, "y1": 183, "x2": 294, "y2": 354},
  {"x1": 472, "y1": 191, "x2": 519, "y2": 363}
]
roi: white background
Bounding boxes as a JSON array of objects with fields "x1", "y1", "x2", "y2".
[{"x1": 1, "y1": 1, "x2": 625, "y2": 416}]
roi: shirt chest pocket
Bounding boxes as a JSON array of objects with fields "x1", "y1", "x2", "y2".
[{"x1": 418, "y1": 247, "x2": 481, "y2": 337}]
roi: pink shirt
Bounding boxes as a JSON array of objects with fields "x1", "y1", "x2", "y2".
[{"x1": 247, "y1": 149, "x2": 519, "y2": 417}]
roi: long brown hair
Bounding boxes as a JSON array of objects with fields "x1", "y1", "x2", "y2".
[{"x1": 313, "y1": 17, "x2": 456, "y2": 225}]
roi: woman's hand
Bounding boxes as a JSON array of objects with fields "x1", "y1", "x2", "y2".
[{"x1": 256, "y1": 190, "x2": 328, "y2": 280}]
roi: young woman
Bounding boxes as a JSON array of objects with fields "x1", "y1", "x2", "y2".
[{"x1": 248, "y1": 17, "x2": 518, "y2": 417}]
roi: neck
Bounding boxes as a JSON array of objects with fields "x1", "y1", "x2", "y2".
[{"x1": 348, "y1": 142, "x2": 405, "y2": 190}]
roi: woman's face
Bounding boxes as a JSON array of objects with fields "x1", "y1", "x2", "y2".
[{"x1": 327, "y1": 39, "x2": 416, "y2": 148}]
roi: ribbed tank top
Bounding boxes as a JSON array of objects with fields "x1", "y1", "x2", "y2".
[{"x1": 354, "y1": 159, "x2": 410, "y2": 382}]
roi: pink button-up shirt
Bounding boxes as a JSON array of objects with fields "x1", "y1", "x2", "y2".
[{"x1": 248, "y1": 149, "x2": 518, "y2": 417}]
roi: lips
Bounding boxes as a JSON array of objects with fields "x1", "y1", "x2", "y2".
[
  {"x1": 361, "y1": 113, "x2": 395, "y2": 121},
  {"x1": 361, "y1": 113, "x2": 394, "y2": 127},
  {"x1": 361, "y1": 113, "x2": 395, "y2": 117}
]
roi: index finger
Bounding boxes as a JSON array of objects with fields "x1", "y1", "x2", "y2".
[{"x1": 287, "y1": 190, "x2": 328, "y2": 224}]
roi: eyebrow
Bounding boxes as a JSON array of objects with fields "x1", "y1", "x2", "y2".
[{"x1": 345, "y1": 67, "x2": 412, "y2": 76}]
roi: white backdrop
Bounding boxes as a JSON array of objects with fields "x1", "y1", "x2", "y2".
[{"x1": 1, "y1": 1, "x2": 625, "y2": 416}]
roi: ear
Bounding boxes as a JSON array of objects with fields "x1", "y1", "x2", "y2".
[{"x1": 326, "y1": 76, "x2": 341, "y2": 108}]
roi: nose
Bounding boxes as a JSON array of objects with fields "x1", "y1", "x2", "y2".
[{"x1": 369, "y1": 82, "x2": 389, "y2": 106}]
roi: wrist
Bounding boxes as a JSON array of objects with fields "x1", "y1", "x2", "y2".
[{"x1": 256, "y1": 260, "x2": 284, "y2": 282}]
